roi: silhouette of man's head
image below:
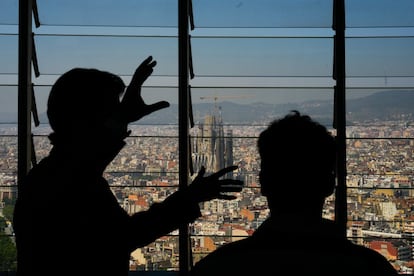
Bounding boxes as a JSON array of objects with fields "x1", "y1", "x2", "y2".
[
  {"x1": 47, "y1": 68, "x2": 126, "y2": 137},
  {"x1": 257, "y1": 110, "x2": 336, "y2": 212}
]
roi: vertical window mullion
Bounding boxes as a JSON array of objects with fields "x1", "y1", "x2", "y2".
[
  {"x1": 178, "y1": 0, "x2": 191, "y2": 274},
  {"x1": 17, "y1": 0, "x2": 34, "y2": 188},
  {"x1": 333, "y1": 0, "x2": 347, "y2": 236}
]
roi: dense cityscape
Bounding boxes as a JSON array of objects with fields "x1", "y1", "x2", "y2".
[{"x1": 1, "y1": 115, "x2": 414, "y2": 273}]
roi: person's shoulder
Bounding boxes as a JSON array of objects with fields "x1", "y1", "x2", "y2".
[
  {"x1": 202, "y1": 237, "x2": 253, "y2": 258},
  {"x1": 27, "y1": 156, "x2": 59, "y2": 180},
  {"x1": 21, "y1": 155, "x2": 69, "y2": 196},
  {"x1": 190, "y1": 235, "x2": 276, "y2": 276},
  {"x1": 343, "y1": 241, "x2": 399, "y2": 274},
  {"x1": 346, "y1": 240, "x2": 387, "y2": 259},
  {"x1": 191, "y1": 238, "x2": 252, "y2": 271}
]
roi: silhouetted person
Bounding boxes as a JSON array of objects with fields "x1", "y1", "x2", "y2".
[
  {"x1": 190, "y1": 110, "x2": 398, "y2": 276},
  {"x1": 13, "y1": 56, "x2": 243, "y2": 276}
]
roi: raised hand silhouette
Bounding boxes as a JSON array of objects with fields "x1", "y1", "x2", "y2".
[{"x1": 119, "y1": 56, "x2": 170, "y2": 124}]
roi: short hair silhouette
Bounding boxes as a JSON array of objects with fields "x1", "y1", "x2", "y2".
[
  {"x1": 258, "y1": 110, "x2": 336, "y2": 213},
  {"x1": 47, "y1": 68, "x2": 126, "y2": 135}
]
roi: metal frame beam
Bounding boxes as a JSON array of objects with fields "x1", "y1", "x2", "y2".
[
  {"x1": 178, "y1": 0, "x2": 191, "y2": 275},
  {"x1": 333, "y1": 0, "x2": 347, "y2": 236},
  {"x1": 18, "y1": 0, "x2": 33, "y2": 187}
]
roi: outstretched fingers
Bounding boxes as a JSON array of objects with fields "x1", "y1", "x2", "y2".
[
  {"x1": 120, "y1": 56, "x2": 170, "y2": 123},
  {"x1": 126, "y1": 56, "x2": 156, "y2": 94},
  {"x1": 190, "y1": 165, "x2": 243, "y2": 202}
]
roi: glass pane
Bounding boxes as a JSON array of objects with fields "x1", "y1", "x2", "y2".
[
  {"x1": 191, "y1": 82, "x2": 335, "y2": 262},
  {"x1": 0, "y1": 35, "x2": 18, "y2": 74},
  {"x1": 347, "y1": 0, "x2": 414, "y2": 28},
  {"x1": 0, "y1": 137, "x2": 17, "y2": 172},
  {"x1": 347, "y1": 139, "x2": 414, "y2": 177},
  {"x1": 191, "y1": 37, "x2": 333, "y2": 77},
  {"x1": 190, "y1": 0, "x2": 336, "y2": 259},
  {"x1": 346, "y1": 86, "x2": 414, "y2": 273},
  {"x1": 37, "y1": 0, "x2": 177, "y2": 27},
  {"x1": 346, "y1": 89, "x2": 414, "y2": 122},
  {"x1": 34, "y1": 35, "x2": 177, "y2": 76},
  {"x1": 0, "y1": 0, "x2": 18, "y2": 25},
  {"x1": 108, "y1": 136, "x2": 179, "y2": 175},
  {"x1": 194, "y1": 0, "x2": 333, "y2": 28},
  {"x1": 191, "y1": 87, "x2": 334, "y2": 124},
  {"x1": 130, "y1": 235, "x2": 179, "y2": 271},
  {"x1": 0, "y1": 130, "x2": 17, "y2": 275},
  {"x1": 347, "y1": 38, "x2": 414, "y2": 78},
  {"x1": 24, "y1": 2, "x2": 181, "y2": 272},
  {"x1": 0, "y1": 86, "x2": 17, "y2": 123}
]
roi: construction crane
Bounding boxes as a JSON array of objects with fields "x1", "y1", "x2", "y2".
[
  {"x1": 199, "y1": 94, "x2": 253, "y2": 102},
  {"x1": 199, "y1": 94, "x2": 254, "y2": 113}
]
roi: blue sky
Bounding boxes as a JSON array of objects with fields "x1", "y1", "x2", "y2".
[{"x1": 0, "y1": 0, "x2": 414, "y2": 117}]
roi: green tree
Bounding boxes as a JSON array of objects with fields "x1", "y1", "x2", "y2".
[
  {"x1": 2, "y1": 204, "x2": 14, "y2": 222},
  {"x1": 0, "y1": 217, "x2": 17, "y2": 271},
  {"x1": 2, "y1": 198, "x2": 15, "y2": 222}
]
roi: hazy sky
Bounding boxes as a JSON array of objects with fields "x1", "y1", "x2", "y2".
[{"x1": 1, "y1": 0, "x2": 414, "y2": 116}]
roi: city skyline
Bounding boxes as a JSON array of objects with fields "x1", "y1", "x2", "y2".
[
  {"x1": 2, "y1": 114, "x2": 414, "y2": 272},
  {"x1": 1, "y1": 0, "x2": 414, "y2": 273}
]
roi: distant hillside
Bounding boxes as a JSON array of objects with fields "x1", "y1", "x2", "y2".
[
  {"x1": 5, "y1": 90, "x2": 414, "y2": 125},
  {"x1": 347, "y1": 90, "x2": 414, "y2": 122},
  {"x1": 141, "y1": 90, "x2": 414, "y2": 124}
]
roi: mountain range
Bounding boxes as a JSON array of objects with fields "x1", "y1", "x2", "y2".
[
  {"x1": 139, "y1": 90, "x2": 414, "y2": 125},
  {"x1": 1, "y1": 90, "x2": 413, "y2": 125}
]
